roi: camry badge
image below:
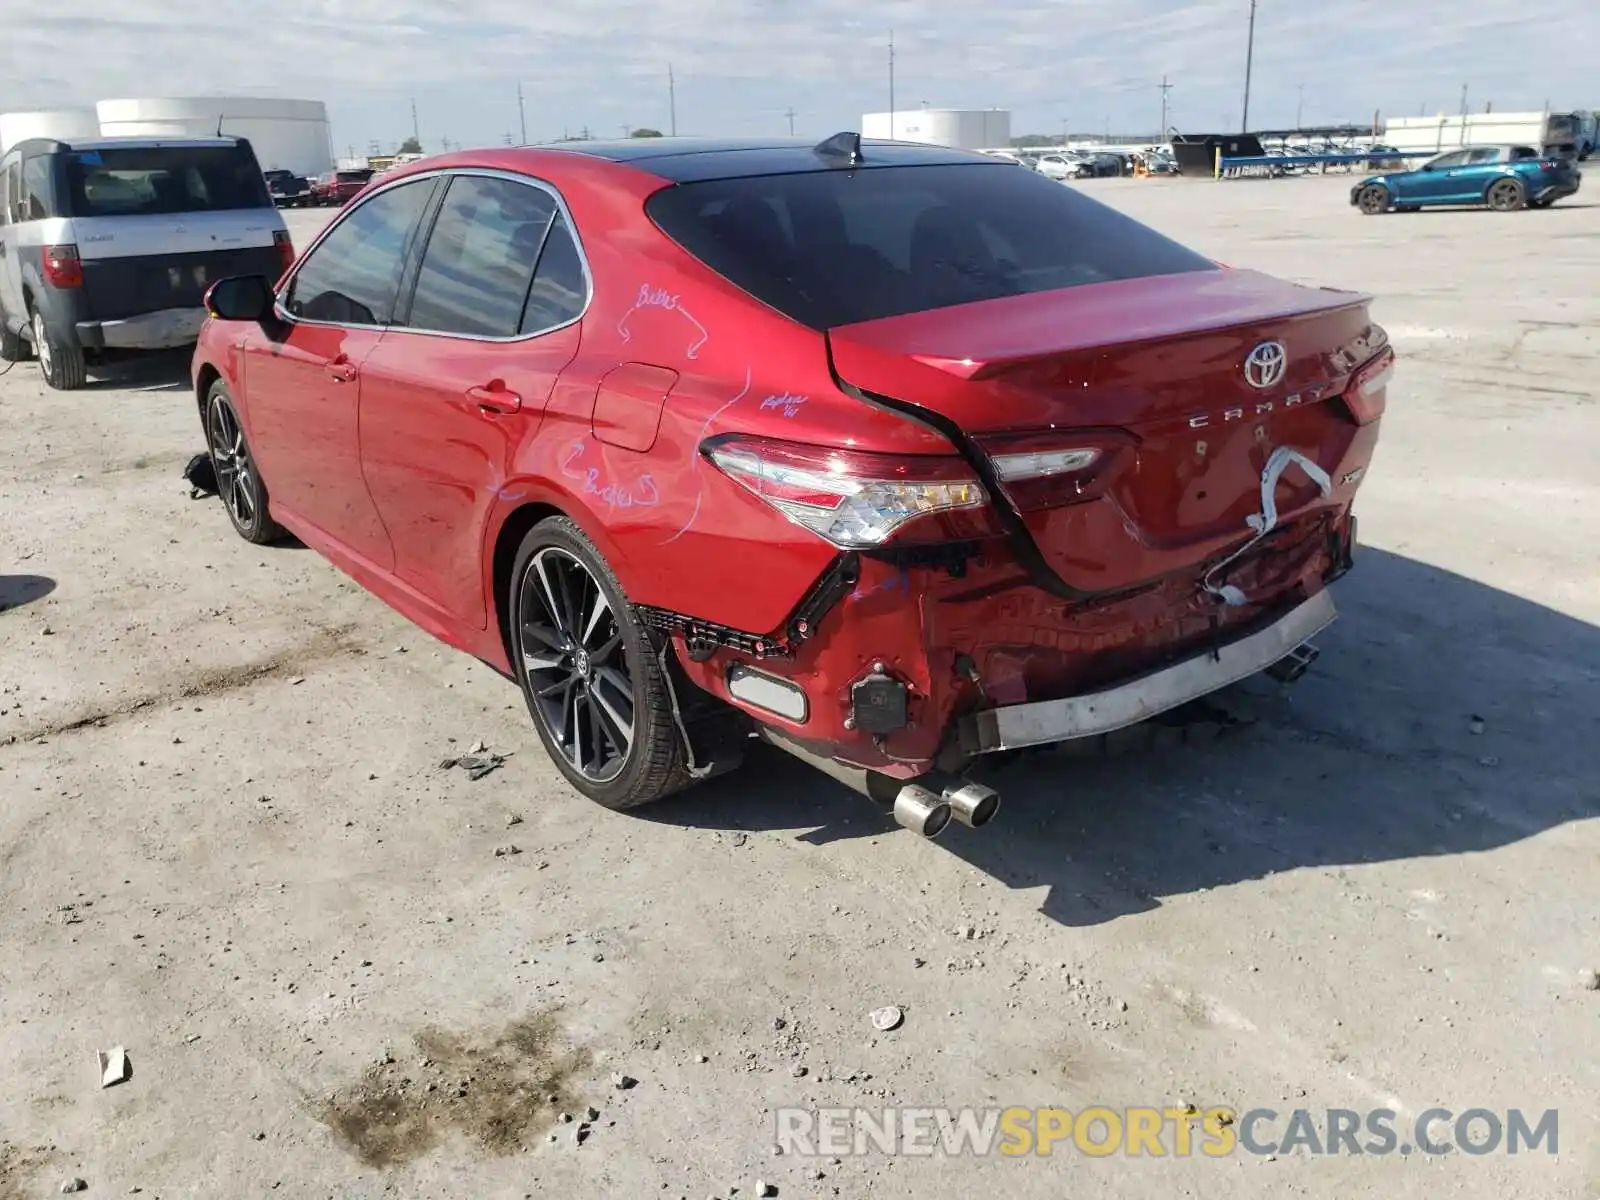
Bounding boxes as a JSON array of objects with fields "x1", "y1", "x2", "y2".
[{"x1": 1243, "y1": 340, "x2": 1288, "y2": 390}]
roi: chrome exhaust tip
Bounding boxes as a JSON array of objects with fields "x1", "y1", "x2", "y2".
[
  {"x1": 893, "y1": 784, "x2": 953, "y2": 839},
  {"x1": 1266, "y1": 642, "x2": 1320, "y2": 684},
  {"x1": 943, "y1": 780, "x2": 1001, "y2": 828}
]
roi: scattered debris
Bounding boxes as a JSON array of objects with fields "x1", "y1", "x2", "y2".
[
  {"x1": 869, "y1": 1005, "x2": 904, "y2": 1032},
  {"x1": 494, "y1": 845, "x2": 522, "y2": 858},
  {"x1": 729, "y1": 832, "x2": 748, "y2": 848},
  {"x1": 756, "y1": 1182, "x2": 777, "y2": 1198},
  {"x1": 439, "y1": 750, "x2": 511, "y2": 780},
  {"x1": 790, "y1": 1064, "x2": 807, "y2": 1078},
  {"x1": 1468, "y1": 714, "x2": 1486, "y2": 735},
  {"x1": 98, "y1": 1046, "x2": 131, "y2": 1088},
  {"x1": 612, "y1": 1072, "x2": 638, "y2": 1090},
  {"x1": 585, "y1": 1105, "x2": 600, "y2": 1122},
  {"x1": 1579, "y1": 967, "x2": 1599, "y2": 992},
  {"x1": 695, "y1": 1055, "x2": 709, "y2": 1064},
  {"x1": 60, "y1": 1179, "x2": 87, "y2": 1194},
  {"x1": 470, "y1": 740, "x2": 487, "y2": 754},
  {"x1": 771, "y1": 1017, "x2": 787, "y2": 1031},
  {"x1": 506, "y1": 813, "x2": 523, "y2": 828}
]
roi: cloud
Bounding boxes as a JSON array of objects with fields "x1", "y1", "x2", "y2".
[{"x1": 0, "y1": 0, "x2": 1590, "y2": 150}]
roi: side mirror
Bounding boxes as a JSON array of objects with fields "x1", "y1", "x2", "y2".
[{"x1": 204, "y1": 275, "x2": 274, "y2": 322}]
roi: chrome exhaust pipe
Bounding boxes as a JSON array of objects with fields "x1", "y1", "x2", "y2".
[
  {"x1": 755, "y1": 729, "x2": 981, "y2": 839},
  {"x1": 939, "y1": 779, "x2": 1001, "y2": 829},
  {"x1": 892, "y1": 784, "x2": 953, "y2": 839},
  {"x1": 1265, "y1": 642, "x2": 1320, "y2": 684}
]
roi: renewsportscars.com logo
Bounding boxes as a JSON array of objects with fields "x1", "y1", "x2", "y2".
[{"x1": 773, "y1": 1106, "x2": 1560, "y2": 1159}]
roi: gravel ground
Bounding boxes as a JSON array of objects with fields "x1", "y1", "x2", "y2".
[{"x1": 2, "y1": 172, "x2": 1596, "y2": 1199}]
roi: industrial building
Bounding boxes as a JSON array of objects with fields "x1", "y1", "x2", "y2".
[
  {"x1": 862, "y1": 107, "x2": 1011, "y2": 151},
  {"x1": 0, "y1": 97, "x2": 335, "y2": 178}
]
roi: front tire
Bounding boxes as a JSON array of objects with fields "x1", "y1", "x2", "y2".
[
  {"x1": 510, "y1": 517, "x2": 693, "y2": 810},
  {"x1": 1487, "y1": 177, "x2": 1526, "y2": 212},
  {"x1": 205, "y1": 381, "x2": 284, "y2": 544},
  {"x1": 33, "y1": 309, "x2": 86, "y2": 390},
  {"x1": 1357, "y1": 184, "x2": 1390, "y2": 215}
]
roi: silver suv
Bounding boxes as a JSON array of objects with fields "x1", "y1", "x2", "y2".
[{"x1": 0, "y1": 136, "x2": 292, "y2": 389}]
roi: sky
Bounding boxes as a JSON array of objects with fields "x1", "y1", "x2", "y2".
[{"x1": 0, "y1": 0, "x2": 1592, "y2": 153}]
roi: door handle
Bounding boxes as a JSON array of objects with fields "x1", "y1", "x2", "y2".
[
  {"x1": 325, "y1": 355, "x2": 357, "y2": 383},
  {"x1": 468, "y1": 383, "x2": 522, "y2": 414}
]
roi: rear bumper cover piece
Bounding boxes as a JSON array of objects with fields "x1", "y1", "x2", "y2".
[
  {"x1": 959, "y1": 588, "x2": 1338, "y2": 753},
  {"x1": 76, "y1": 307, "x2": 207, "y2": 351}
]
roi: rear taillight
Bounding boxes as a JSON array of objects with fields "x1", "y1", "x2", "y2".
[
  {"x1": 975, "y1": 429, "x2": 1135, "y2": 512},
  {"x1": 702, "y1": 434, "x2": 989, "y2": 548},
  {"x1": 1344, "y1": 348, "x2": 1394, "y2": 425},
  {"x1": 42, "y1": 244, "x2": 83, "y2": 289},
  {"x1": 273, "y1": 229, "x2": 295, "y2": 277}
]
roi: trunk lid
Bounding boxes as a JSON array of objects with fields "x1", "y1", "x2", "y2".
[
  {"x1": 828, "y1": 268, "x2": 1384, "y2": 596},
  {"x1": 72, "y1": 211, "x2": 283, "y2": 321}
]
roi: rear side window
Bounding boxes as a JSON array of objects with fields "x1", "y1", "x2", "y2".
[
  {"x1": 61, "y1": 145, "x2": 272, "y2": 217},
  {"x1": 286, "y1": 178, "x2": 435, "y2": 326},
  {"x1": 21, "y1": 157, "x2": 55, "y2": 219},
  {"x1": 519, "y1": 212, "x2": 587, "y2": 333},
  {"x1": 646, "y1": 162, "x2": 1215, "y2": 328}
]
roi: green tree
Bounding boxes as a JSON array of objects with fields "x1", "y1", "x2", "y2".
[
  {"x1": 397, "y1": 136, "x2": 422, "y2": 154},
  {"x1": 630, "y1": 128, "x2": 664, "y2": 138}
]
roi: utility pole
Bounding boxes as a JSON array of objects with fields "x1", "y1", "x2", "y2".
[
  {"x1": 516, "y1": 82, "x2": 526, "y2": 144},
  {"x1": 784, "y1": 107, "x2": 797, "y2": 135},
  {"x1": 888, "y1": 29, "x2": 896, "y2": 139},
  {"x1": 1159, "y1": 76, "x2": 1173, "y2": 139},
  {"x1": 1296, "y1": 82, "x2": 1304, "y2": 129},
  {"x1": 668, "y1": 64, "x2": 677, "y2": 136},
  {"x1": 1240, "y1": 0, "x2": 1257, "y2": 133},
  {"x1": 1459, "y1": 83, "x2": 1469, "y2": 117},
  {"x1": 410, "y1": 98, "x2": 420, "y2": 147}
]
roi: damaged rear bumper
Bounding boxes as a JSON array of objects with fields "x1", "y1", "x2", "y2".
[{"x1": 957, "y1": 588, "x2": 1338, "y2": 753}]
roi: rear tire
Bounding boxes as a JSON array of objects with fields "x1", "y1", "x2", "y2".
[
  {"x1": 33, "y1": 309, "x2": 86, "y2": 390},
  {"x1": 509, "y1": 516, "x2": 694, "y2": 811},
  {"x1": 1487, "y1": 177, "x2": 1526, "y2": 212},
  {"x1": 1357, "y1": 184, "x2": 1390, "y2": 215}
]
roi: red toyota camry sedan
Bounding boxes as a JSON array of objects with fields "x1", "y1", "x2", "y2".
[{"x1": 192, "y1": 133, "x2": 1391, "y2": 838}]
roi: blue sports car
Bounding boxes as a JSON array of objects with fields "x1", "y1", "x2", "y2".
[{"x1": 1351, "y1": 144, "x2": 1582, "y2": 214}]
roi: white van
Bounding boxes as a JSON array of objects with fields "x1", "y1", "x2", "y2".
[{"x1": 0, "y1": 136, "x2": 292, "y2": 389}]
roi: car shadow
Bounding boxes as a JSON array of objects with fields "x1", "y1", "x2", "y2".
[
  {"x1": 641, "y1": 547, "x2": 1599, "y2": 927},
  {"x1": 0, "y1": 574, "x2": 56, "y2": 613},
  {"x1": 84, "y1": 349, "x2": 194, "y2": 392}
]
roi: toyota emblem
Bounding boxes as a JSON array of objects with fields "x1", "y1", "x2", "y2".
[{"x1": 1243, "y1": 341, "x2": 1288, "y2": 389}]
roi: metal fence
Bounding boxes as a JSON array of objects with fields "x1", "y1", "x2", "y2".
[{"x1": 1214, "y1": 150, "x2": 1439, "y2": 179}]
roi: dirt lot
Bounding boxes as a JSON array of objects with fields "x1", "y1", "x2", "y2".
[{"x1": 2, "y1": 173, "x2": 1597, "y2": 1199}]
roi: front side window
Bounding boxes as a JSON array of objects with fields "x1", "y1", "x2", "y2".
[
  {"x1": 1465, "y1": 148, "x2": 1501, "y2": 164},
  {"x1": 647, "y1": 162, "x2": 1215, "y2": 328},
  {"x1": 406, "y1": 175, "x2": 555, "y2": 337},
  {"x1": 1425, "y1": 151, "x2": 1470, "y2": 170},
  {"x1": 285, "y1": 178, "x2": 435, "y2": 326}
]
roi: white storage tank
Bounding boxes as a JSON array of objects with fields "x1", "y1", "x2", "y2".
[
  {"x1": 862, "y1": 108, "x2": 1012, "y2": 151},
  {"x1": 0, "y1": 108, "x2": 102, "y2": 155},
  {"x1": 95, "y1": 96, "x2": 334, "y2": 178}
]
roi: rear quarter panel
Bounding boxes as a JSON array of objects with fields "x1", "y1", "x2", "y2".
[{"x1": 482, "y1": 156, "x2": 955, "y2": 637}]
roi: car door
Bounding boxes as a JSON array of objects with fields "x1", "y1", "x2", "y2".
[
  {"x1": 357, "y1": 171, "x2": 588, "y2": 627},
  {"x1": 1439, "y1": 147, "x2": 1503, "y2": 201},
  {"x1": 1404, "y1": 150, "x2": 1470, "y2": 201},
  {"x1": 243, "y1": 174, "x2": 439, "y2": 570}
]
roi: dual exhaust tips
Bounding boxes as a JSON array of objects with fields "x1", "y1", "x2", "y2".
[{"x1": 891, "y1": 778, "x2": 1001, "y2": 839}]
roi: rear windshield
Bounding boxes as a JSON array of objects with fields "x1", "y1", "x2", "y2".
[
  {"x1": 63, "y1": 146, "x2": 272, "y2": 217},
  {"x1": 646, "y1": 162, "x2": 1216, "y2": 328}
]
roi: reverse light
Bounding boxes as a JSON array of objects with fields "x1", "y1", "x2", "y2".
[
  {"x1": 273, "y1": 229, "x2": 296, "y2": 278},
  {"x1": 42, "y1": 244, "x2": 83, "y2": 289},
  {"x1": 1344, "y1": 348, "x2": 1394, "y2": 425},
  {"x1": 703, "y1": 435, "x2": 988, "y2": 548},
  {"x1": 976, "y1": 430, "x2": 1133, "y2": 512}
]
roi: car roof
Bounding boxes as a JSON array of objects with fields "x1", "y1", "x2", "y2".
[
  {"x1": 6, "y1": 135, "x2": 244, "y2": 156},
  {"x1": 532, "y1": 135, "x2": 998, "y2": 183}
]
